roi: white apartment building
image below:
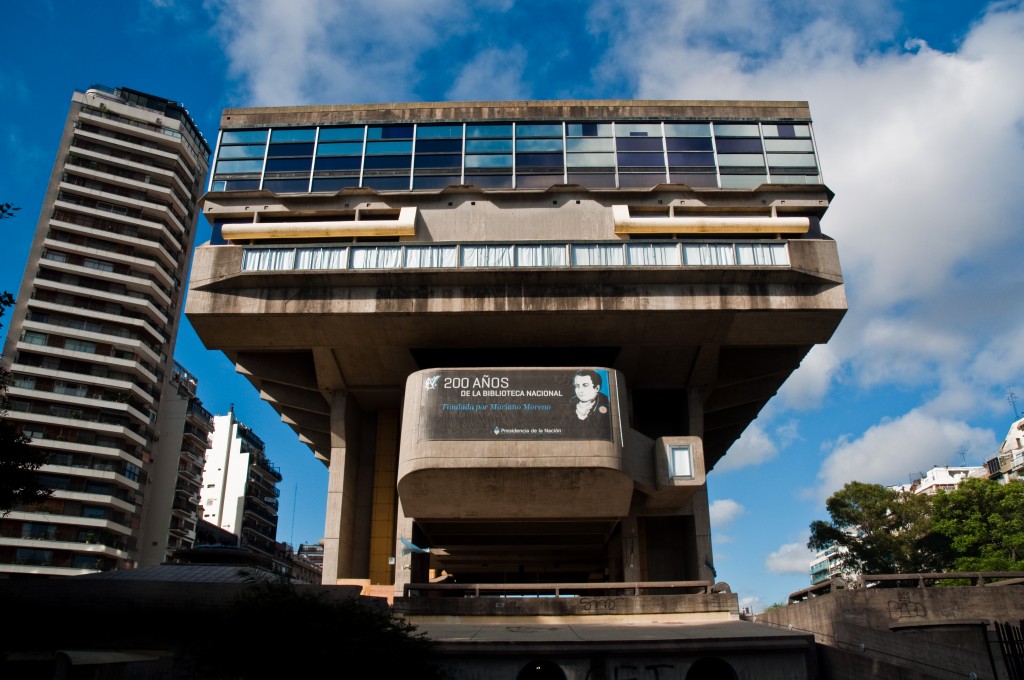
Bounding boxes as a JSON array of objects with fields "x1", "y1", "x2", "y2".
[{"x1": 200, "y1": 411, "x2": 281, "y2": 558}]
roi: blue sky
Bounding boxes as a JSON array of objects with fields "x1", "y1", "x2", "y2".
[{"x1": 2, "y1": 0, "x2": 1022, "y2": 609}]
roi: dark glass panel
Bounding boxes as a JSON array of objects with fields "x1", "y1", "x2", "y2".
[
  {"x1": 769, "y1": 166, "x2": 820, "y2": 174},
  {"x1": 567, "y1": 172, "x2": 616, "y2": 188},
  {"x1": 413, "y1": 175, "x2": 461, "y2": 190},
  {"x1": 515, "y1": 174, "x2": 563, "y2": 188},
  {"x1": 363, "y1": 155, "x2": 412, "y2": 170},
  {"x1": 362, "y1": 176, "x2": 411, "y2": 190},
  {"x1": 667, "y1": 152, "x2": 715, "y2": 167},
  {"x1": 516, "y1": 153, "x2": 564, "y2": 168},
  {"x1": 223, "y1": 179, "x2": 261, "y2": 191},
  {"x1": 669, "y1": 173, "x2": 718, "y2": 188},
  {"x1": 616, "y1": 137, "x2": 663, "y2": 151},
  {"x1": 516, "y1": 123, "x2": 562, "y2": 138},
  {"x1": 715, "y1": 138, "x2": 763, "y2": 153},
  {"x1": 618, "y1": 173, "x2": 667, "y2": 188},
  {"x1": 666, "y1": 137, "x2": 714, "y2": 151},
  {"x1": 463, "y1": 174, "x2": 513, "y2": 188},
  {"x1": 719, "y1": 166, "x2": 768, "y2": 174},
  {"x1": 314, "y1": 156, "x2": 362, "y2": 171},
  {"x1": 416, "y1": 139, "x2": 463, "y2": 153},
  {"x1": 616, "y1": 152, "x2": 666, "y2": 167},
  {"x1": 266, "y1": 142, "x2": 315, "y2": 157},
  {"x1": 262, "y1": 179, "x2": 309, "y2": 193},
  {"x1": 776, "y1": 124, "x2": 796, "y2": 138},
  {"x1": 414, "y1": 154, "x2": 462, "y2": 169},
  {"x1": 311, "y1": 177, "x2": 360, "y2": 192},
  {"x1": 367, "y1": 125, "x2": 414, "y2": 140},
  {"x1": 265, "y1": 157, "x2": 312, "y2": 172}
]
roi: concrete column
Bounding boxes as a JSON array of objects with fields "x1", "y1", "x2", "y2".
[
  {"x1": 321, "y1": 390, "x2": 358, "y2": 584},
  {"x1": 688, "y1": 387, "x2": 715, "y2": 581},
  {"x1": 622, "y1": 516, "x2": 641, "y2": 581},
  {"x1": 393, "y1": 500, "x2": 414, "y2": 598}
]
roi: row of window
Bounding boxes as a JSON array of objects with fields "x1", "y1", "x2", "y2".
[
  {"x1": 240, "y1": 240, "x2": 790, "y2": 272},
  {"x1": 212, "y1": 120, "x2": 819, "y2": 193}
]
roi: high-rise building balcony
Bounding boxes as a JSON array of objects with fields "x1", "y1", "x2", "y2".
[
  {"x1": 12, "y1": 361, "x2": 156, "y2": 409},
  {"x1": 37, "y1": 252, "x2": 174, "y2": 308},
  {"x1": 50, "y1": 209, "x2": 181, "y2": 271},
  {"x1": 53, "y1": 192, "x2": 185, "y2": 253},
  {"x1": 6, "y1": 400, "x2": 150, "y2": 447},
  {"x1": 40, "y1": 233, "x2": 178, "y2": 291}
]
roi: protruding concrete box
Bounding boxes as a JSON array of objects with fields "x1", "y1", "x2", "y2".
[{"x1": 398, "y1": 368, "x2": 634, "y2": 518}]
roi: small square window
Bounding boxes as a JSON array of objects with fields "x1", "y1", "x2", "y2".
[{"x1": 669, "y1": 445, "x2": 693, "y2": 479}]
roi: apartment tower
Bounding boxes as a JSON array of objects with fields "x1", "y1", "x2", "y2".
[{"x1": 0, "y1": 86, "x2": 209, "y2": 574}]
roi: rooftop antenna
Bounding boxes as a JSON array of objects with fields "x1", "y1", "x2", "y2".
[
  {"x1": 1009, "y1": 388, "x2": 1019, "y2": 420},
  {"x1": 958, "y1": 443, "x2": 968, "y2": 467}
]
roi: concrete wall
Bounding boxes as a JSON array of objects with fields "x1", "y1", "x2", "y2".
[{"x1": 754, "y1": 585, "x2": 1024, "y2": 679}]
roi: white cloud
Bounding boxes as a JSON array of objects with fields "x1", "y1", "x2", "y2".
[
  {"x1": 446, "y1": 47, "x2": 529, "y2": 101},
  {"x1": 813, "y1": 410, "x2": 995, "y2": 498},
  {"x1": 739, "y1": 594, "x2": 765, "y2": 614},
  {"x1": 766, "y1": 541, "x2": 814, "y2": 574},
  {"x1": 778, "y1": 345, "x2": 841, "y2": 409},
  {"x1": 714, "y1": 422, "x2": 778, "y2": 472},
  {"x1": 586, "y1": 2, "x2": 1024, "y2": 502},
  {"x1": 208, "y1": 0, "x2": 466, "y2": 105},
  {"x1": 709, "y1": 499, "x2": 745, "y2": 528}
]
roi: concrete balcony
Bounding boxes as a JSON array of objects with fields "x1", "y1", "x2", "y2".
[
  {"x1": 39, "y1": 255, "x2": 174, "y2": 309},
  {"x1": 53, "y1": 192, "x2": 184, "y2": 252},
  {"x1": 74, "y1": 122, "x2": 199, "y2": 184},
  {"x1": 42, "y1": 233, "x2": 177, "y2": 290},
  {"x1": 22, "y1": 318, "x2": 163, "y2": 368},
  {"x1": 69, "y1": 163, "x2": 190, "y2": 222},
  {"x1": 26, "y1": 293, "x2": 168, "y2": 349},
  {"x1": 6, "y1": 409, "x2": 148, "y2": 448},
  {"x1": 50, "y1": 211, "x2": 180, "y2": 271},
  {"x1": 13, "y1": 360, "x2": 156, "y2": 408},
  {"x1": 32, "y1": 276, "x2": 169, "y2": 328},
  {"x1": 40, "y1": 463, "x2": 140, "y2": 491},
  {"x1": 2, "y1": 510, "x2": 133, "y2": 536},
  {"x1": 71, "y1": 143, "x2": 194, "y2": 204}
]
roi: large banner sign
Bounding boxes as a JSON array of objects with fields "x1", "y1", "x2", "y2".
[{"x1": 418, "y1": 368, "x2": 615, "y2": 442}]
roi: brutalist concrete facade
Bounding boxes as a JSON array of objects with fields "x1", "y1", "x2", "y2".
[{"x1": 186, "y1": 100, "x2": 846, "y2": 598}]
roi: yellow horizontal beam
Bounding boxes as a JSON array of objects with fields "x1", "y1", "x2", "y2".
[
  {"x1": 222, "y1": 207, "x2": 417, "y2": 240},
  {"x1": 612, "y1": 205, "x2": 809, "y2": 234}
]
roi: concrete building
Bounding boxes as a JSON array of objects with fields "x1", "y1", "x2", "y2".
[
  {"x1": 200, "y1": 411, "x2": 282, "y2": 558},
  {"x1": 186, "y1": 100, "x2": 846, "y2": 596},
  {"x1": 137, "y1": 362, "x2": 215, "y2": 565},
  {"x1": 892, "y1": 464, "x2": 986, "y2": 496},
  {"x1": 986, "y1": 415, "x2": 1024, "y2": 482},
  {"x1": 0, "y1": 85, "x2": 209, "y2": 575}
]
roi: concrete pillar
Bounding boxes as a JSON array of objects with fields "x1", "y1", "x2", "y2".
[
  {"x1": 321, "y1": 390, "x2": 359, "y2": 584},
  {"x1": 688, "y1": 387, "x2": 715, "y2": 581},
  {"x1": 394, "y1": 500, "x2": 414, "y2": 597},
  {"x1": 368, "y1": 410, "x2": 400, "y2": 585},
  {"x1": 622, "y1": 516, "x2": 641, "y2": 581}
]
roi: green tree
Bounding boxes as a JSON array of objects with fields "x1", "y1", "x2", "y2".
[
  {"x1": 0, "y1": 251, "x2": 52, "y2": 514},
  {"x1": 932, "y1": 477, "x2": 1024, "y2": 571},
  {"x1": 808, "y1": 481, "x2": 952, "y2": 576}
]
